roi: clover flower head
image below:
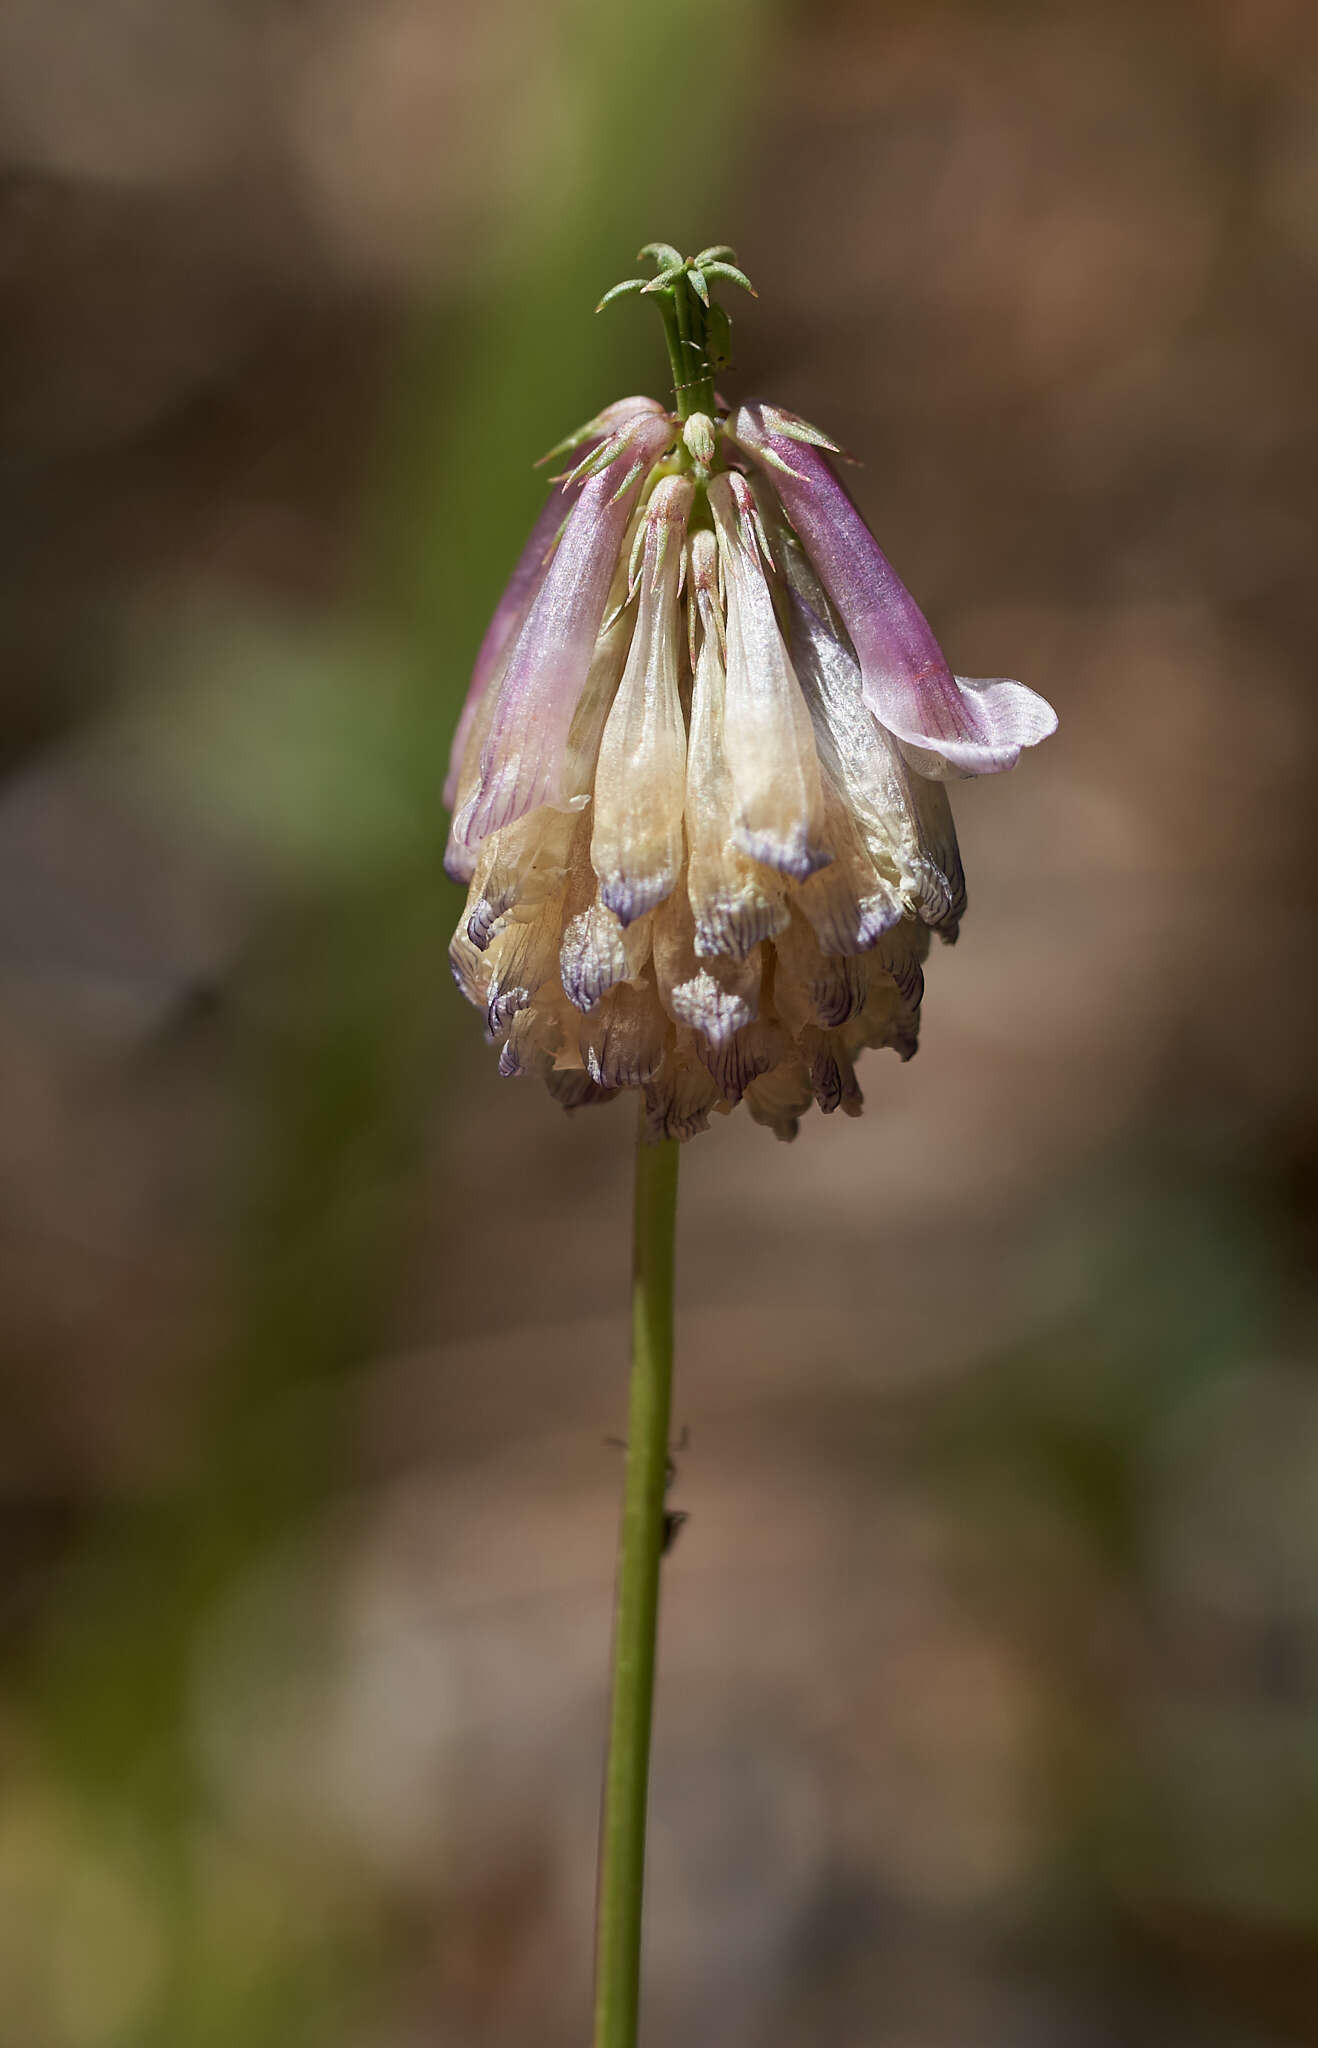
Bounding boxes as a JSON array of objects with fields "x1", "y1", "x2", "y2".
[{"x1": 445, "y1": 249, "x2": 1056, "y2": 1141}]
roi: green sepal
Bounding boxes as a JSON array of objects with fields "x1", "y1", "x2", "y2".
[
  {"x1": 637, "y1": 241, "x2": 684, "y2": 270},
  {"x1": 687, "y1": 266, "x2": 711, "y2": 306},
  {"x1": 762, "y1": 406, "x2": 842, "y2": 453},
  {"x1": 694, "y1": 244, "x2": 738, "y2": 266},
  {"x1": 754, "y1": 442, "x2": 808, "y2": 482},
  {"x1": 535, "y1": 408, "x2": 613, "y2": 467},
  {"x1": 701, "y1": 260, "x2": 757, "y2": 298},
  {"x1": 640, "y1": 266, "x2": 684, "y2": 295},
  {"x1": 595, "y1": 277, "x2": 650, "y2": 313}
]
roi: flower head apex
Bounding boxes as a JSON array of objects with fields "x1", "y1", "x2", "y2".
[{"x1": 445, "y1": 247, "x2": 1056, "y2": 1141}]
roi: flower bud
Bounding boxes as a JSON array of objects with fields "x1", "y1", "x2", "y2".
[{"x1": 682, "y1": 413, "x2": 718, "y2": 466}]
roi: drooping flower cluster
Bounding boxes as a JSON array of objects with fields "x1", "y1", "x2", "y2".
[{"x1": 444, "y1": 272, "x2": 1055, "y2": 1142}]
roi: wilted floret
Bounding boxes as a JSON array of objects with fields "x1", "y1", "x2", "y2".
[{"x1": 445, "y1": 393, "x2": 1056, "y2": 1141}]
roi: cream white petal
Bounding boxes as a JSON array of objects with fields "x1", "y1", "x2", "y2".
[
  {"x1": 483, "y1": 893, "x2": 564, "y2": 1035},
  {"x1": 653, "y1": 881, "x2": 761, "y2": 1048},
  {"x1": 696, "y1": 1016, "x2": 790, "y2": 1106},
  {"x1": 766, "y1": 507, "x2": 966, "y2": 938},
  {"x1": 744, "y1": 1058, "x2": 814, "y2": 1143},
  {"x1": 798, "y1": 1025, "x2": 864, "y2": 1117},
  {"x1": 591, "y1": 478, "x2": 693, "y2": 925},
  {"x1": 545, "y1": 1069, "x2": 618, "y2": 1111},
  {"x1": 578, "y1": 972, "x2": 670, "y2": 1089},
  {"x1": 771, "y1": 910, "x2": 870, "y2": 1033},
  {"x1": 642, "y1": 1037, "x2": 722, "y2": 1143},
  {"x1": 793, "y1": 783, "x2": 904, "y2": 958},
  {"x1": 684, "y1": 610, "x2": 789, "y2": 959},
  {"x1": 560, "y1": 825, "x2": 653, "y2": 1012},
  {"x1": 709, "y1": 473, "x2": 830, "y2": 882}
]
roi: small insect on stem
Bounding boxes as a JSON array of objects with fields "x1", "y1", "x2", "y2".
[{"x1": 604, "y1": 1427, "x2": 691, "y2": 1554}]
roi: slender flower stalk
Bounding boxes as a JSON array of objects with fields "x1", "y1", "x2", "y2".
[
  {"x1": 441, "y1": 246, "x2": 1057, "y2": 2045},
  {"x1": 594, "y1": 1118, "x2": 679, "y2": 2048}
]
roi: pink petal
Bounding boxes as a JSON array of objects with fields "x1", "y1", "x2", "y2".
[
  {"x1": 729, "y1": 403, "x2": 1057, "y2": 776},
  {"x1": 443, "y1": 398, "x2": 667, "y2": 810},
  {"x1": 453, "y1": 411, "x2": 673, "y2": 850}
]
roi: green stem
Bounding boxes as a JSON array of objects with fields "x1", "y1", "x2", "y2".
[
  {"x1": 593, "y1": 1117, "x2": 681, "y2": 2048},
  {"x1": 658, "y1": 274, "x2": 717, "y2": 421}
]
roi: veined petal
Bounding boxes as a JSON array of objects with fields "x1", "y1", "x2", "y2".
[
  {"x1": 684, "y1": 545, "x2": 790, "y2": 959},
  {"x1": 697, "y1": 1015, "x2": 789, "y2": 1106},
  {"x1": 772, "y1": 910, "x2": 870, "y2": 1033},
  {"x1": 443, "y1": 635, "x2": 505, "y2": 883},
  {"x1": 843, "y1": 972, "x2": 922, "y2": 1063},
  {"x1": 729, "y1": 402, "x2": 1057, "y2": 776},
  {"x1": 444, "y1": 400, "x2": 663, "y2": 811},
  {"x1": 464, "y1": 805, "x2": 579, "y2": 951},
  {"x1": 561, "y1": 536, "x2": 639, "y2": 800},
  {"x1": 759, "y1": 498, "x2": 966, "y2": 937},
  {"x1": 560, "y1": 895, "x2": 653, "y2": 1011},
  {"x1": 483, "y1": 891, "x2": 565, "y2": 1036},
  {"x1": 794, "y1": 790, "x2": 904, "y2": 957},
  {"x1": 903, "y1": 773, "x2": 966, "y2": 935},
  {"x1": 444, "y1": 486, "x2": 570, "y2": 813},
  {"x1": 560, "y1": 819, "x2": 653, "y2": 1011},
  {"x1": 643, "y1": 1036, "x2": 721, "y2": 1143},
  {"x1": 710, "y1": 473, "x2": 830, "y2": 879},
  {"x1": 449, "y1": 926, "x2": 492, "y2": 1013},
  {"x1": 591, "y1": 476, "x2": 693, "y2": 925},
  {"x1": 744, "y1": 1058, "x2": 814, "y2": 1143},
  {"x1": 456, "y1": 410, "x2": 673, "y2": 849},
  {"x1": 545, "y1": 1068, "x2": 618, "y2": 1111},
  {"x1": 798, "y1": 1025, "x2": 864, "y2": 1117},
  {"x1": 577, "y1": 971, "x2": 670, "y2": 1089},
  {"x1": 872, "y1": 915, "x2": 928, "y2": 1012},
  {"x1": 497, "y1": 998, "x2": 569, "y2": 1079},
  {"x1": 653, "y1": 879, "x2": 761, "y2": 1048}
]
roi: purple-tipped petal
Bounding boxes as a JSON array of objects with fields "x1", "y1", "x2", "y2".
[
  {"x1": 444, "y1": 399, "x2": 668, "y2": 811},
  {"x1": 454, "y1": 411, "x2": 673, "y2": 850},
  {"x1": 729, "y1": 402, "x2": 1057, "y2": 776}
]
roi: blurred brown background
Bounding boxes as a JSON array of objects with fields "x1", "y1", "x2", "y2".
[{"x1": 3, "y1": 0, "x2": 1318, "y2": 2042}]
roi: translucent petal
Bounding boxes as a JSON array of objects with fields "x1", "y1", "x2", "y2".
[
  {"x1": 798, "y1": 1026, "x2": 864, "y2": 1117},
  {"x1": 696, "y1": 1015, "x2": 790, "y2": 1106},
  {"x1": 449, "y1": 926, "x2": 492, "y2": 1013},
  {"x1": 709, "y1": 473, "x2": 830, "y2": 881},
  {"x1": 652, "y1": 881, "x2": 761, "y2": 1047},
  {"x1": 684, "y1": 610, "x2": 790, "y2": 959},
  {"x1": 642, "y1": 1037, "x2": 721, "y2": 1143},
  {"x1": 560, "y1": 827, "x2": 653, "y2": 1011},
  {"x1": 771, "y1": 910, "x2": 870, "y2": 1032},
  {"x1": 498, "y1": 998, "x2": 568, "y2": 1078},
  {"x1": 730, "y1": 403, "x2": 1057, "y2": 776},
  {"x1": 744, "y1": 1059, "x2": 813, "y2": 1142},
  {"x1": 591, "y1": 477, "x2": 693, "y2": 925},
  {"x1": 444, "y1": 487, "x2": 569, "y2": 813},
  {"x1": 483, "y1": 891, "x2": 565, "y2": 1036},
  {"x1": 758, "y1": 503, "x2": 966, "y2": 937},
  {"x1": 456, "y1": 412, "x2": 673, "y2": 849},
  {"x1": 545, "y1": 1068, "x2": 618, "y2": 1112},
  {"x1": 872, "y1": 916, "x2": 929, "y2": 1013},
  {"x1": 464, "y1": 805, "x2": 579, "y2": 951},
  {"x1": 577, "y1": 971, "x2": 670, "y2": 1089},
  {"x1": 793, "y1": 783, "x2": 904, "y2": 957}
]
